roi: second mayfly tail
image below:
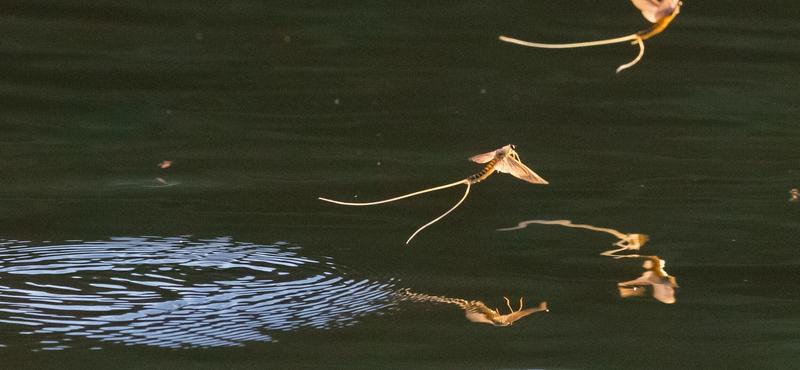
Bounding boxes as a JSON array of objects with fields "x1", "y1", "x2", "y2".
[
  {"x1": 615, "y1": 37, "x2": 645, "y2": 73},
  {"x1": 406, "y1": 182, "x2": 471, "y2": 244},
  {"x1": 318, "y1": 179, "x2": 467, "y2": 206}
]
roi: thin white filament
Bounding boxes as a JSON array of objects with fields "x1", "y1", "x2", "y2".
[
  {"x1": 405, "y1": 182, "x2": 471, "y2": 244},
  {"x1": 615, "y1": 37, "x2": 645, "y2": 73},
  {"x1": 319, "y1": 179, "x2": 467, "y2": 206},
  {"x1": 499, "y1": 34, "x2": 637, "y2": 49}
]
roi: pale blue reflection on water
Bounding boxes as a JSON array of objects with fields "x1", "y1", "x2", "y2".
[{"x1": 0, "y1": 237, "x2": 396, "y2": 350}]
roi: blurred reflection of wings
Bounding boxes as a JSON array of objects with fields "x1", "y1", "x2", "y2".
[
  {"x1": 618, "y1": 256, "x2": 678, "y2": 304},
  {"x1": 497, "y1": 219, "x2": 676, "y2": 304}
]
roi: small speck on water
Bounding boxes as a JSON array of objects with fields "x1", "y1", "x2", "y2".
[
  {"x1": 334, "y1": 98, "x2": 340, "y2": 105},
  {"x1": 480, "y1": 88, "x2": 486, "y2": 94},
  {"x1": 376, "y1": 161, "x2": 381, "y2": 166},
  {"x1": 283, "y1": 35, "x2": 291, "y2": 43},
  {"x1": 194, "y1": 32, "x2": 204, "y2": 41}
]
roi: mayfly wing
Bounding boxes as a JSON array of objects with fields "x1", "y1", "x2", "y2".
[
  {"x1": 464, "y1": 311, "x2": 495, "y2": 325},
  {"x1": 631, "y1": 0, "x2": 662, "y2": 23},
  {"x1": 463, "y1": 302, "x2": 496, "y2": 324},
  {"x1": 652, "y1": 281, "x2": 677, "y2": 304},
  {"x1": 619, "y1": 271, "x2": 656, "y2": 287},
  {"x1": 632, "y1": 0, "x2": 680, "y2": 23},
  {"x1": 494, "y1": 155, "x2": 549, "y2": 184},
  {"x1": 468, "y1": 149, "x2": 499, "y2": 164},
  {"x1": 654, "y1": 0, "x2": 680, "y2": 21}
]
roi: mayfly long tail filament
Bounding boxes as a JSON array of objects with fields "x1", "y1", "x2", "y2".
[
  {"x1": 498, "y1": 34, "x2": 638, "y2": 49},
  {"x1": 615, "y1": 37, "x2": 645, "y2": 73},
  {"x1": 318, "y1": 179, "x2": 468, "y2": 206},
  {"x1": 406, "y1": 182, "x2": 471, "y2": 244}
]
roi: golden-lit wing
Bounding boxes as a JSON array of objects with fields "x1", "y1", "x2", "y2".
[
  {"x1": 654, "y1": 0, "x2": 680, "y2": 21},
  {"x1": 632, "y1": 0, "x2": 680, "y2": 23},
  {"x1": 469, "y1": 149, "x2": 499, "y2": 164},
  {"x1": 619, "y1": 271, "x2": 656, "y2": 287},
  {"x1": 652, "y1": 281, "x2": 676, "y2": 304},
  {"x1": 631, "y1": 0, "x2": 662, "y2": 23},
  {"x1": 463, "y1": 301, "x2": 497, "y2": 325},
  {"x1": 493, "y1": 156, "x2": 549, "y2": 184},
  {"x1": 464, "y1": 311, "x2": 495, "y2": 325}
]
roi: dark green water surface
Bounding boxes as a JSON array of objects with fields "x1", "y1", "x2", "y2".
[{"x1": 1, "y1": 1, "x2": 799, "y2": 368}]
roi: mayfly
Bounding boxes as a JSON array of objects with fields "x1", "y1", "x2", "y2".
[
  {"x1": 397, "y1": 289, "x2": 549, "y2": 327},
  {"x1": 499, "y1": 0, "x2": 683, "y2": 73},
  {"x1": 318, "y1": 144, "x2": 548, "y2": 244}
]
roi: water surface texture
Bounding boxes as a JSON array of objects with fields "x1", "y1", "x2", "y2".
[
  {"x1": 1, "y1": 0, "x2": 799, "y2": 368},
  {"x1": 0, "y1": 237, "x2": 395, "y2": 350}
]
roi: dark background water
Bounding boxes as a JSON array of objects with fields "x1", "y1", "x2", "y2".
[{"x1": 1, "y1": 1, "x2": 799, "y2": 368}]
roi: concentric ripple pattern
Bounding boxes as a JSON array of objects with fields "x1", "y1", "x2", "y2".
[{"x1": 0, "y1": 237, "x2": 395, "y2": 350}]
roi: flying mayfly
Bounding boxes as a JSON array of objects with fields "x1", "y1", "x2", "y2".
[
  {"x1": 319, "y1": 144, "x2": 548, "y2": 244},
  {"x1": 499, "y1": 0, "x2": 682, "y2": 73}
]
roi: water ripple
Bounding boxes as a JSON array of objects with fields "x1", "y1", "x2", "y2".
[{"x1": 0, "y1": 236, "x2": 396, "y2": 350}]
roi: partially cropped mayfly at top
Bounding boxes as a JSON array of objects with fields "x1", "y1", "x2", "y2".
[
  {"x1": 500, "y1": 0, "x2": 682, "y2": 73},
  {"x1": 319, "y1": 144, "x2": 548, "y2": 244}
]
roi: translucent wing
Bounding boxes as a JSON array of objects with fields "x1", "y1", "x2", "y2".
[
  {"x1": 652, "y1": 281, "x2": 676, "y2": 304},
  {"x1": 494, "y1": 156, "x2": 549, "y2": 184},
  {"x1": 654, "y1": 0, "x2": 680, "y2": 21},
  {"x1": 619, "y1": 271, "x2": 657, "y2": 287},
  {"x1": 631, "y1": 0, "x2": 662, "y2": 23},
  {"x1": 464, "y1": 302, "x2": 496, "y2": 325},
  {"x1": 464, "y1": 311, "x2": 495, "y2": 325},
  {"x1": 469, "y1": 149, "x2": 499, "y2": 164}
]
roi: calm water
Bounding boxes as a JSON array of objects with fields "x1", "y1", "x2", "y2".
[{"x1": 1, "y1": 1, "x2": 799, "y2": 368}]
